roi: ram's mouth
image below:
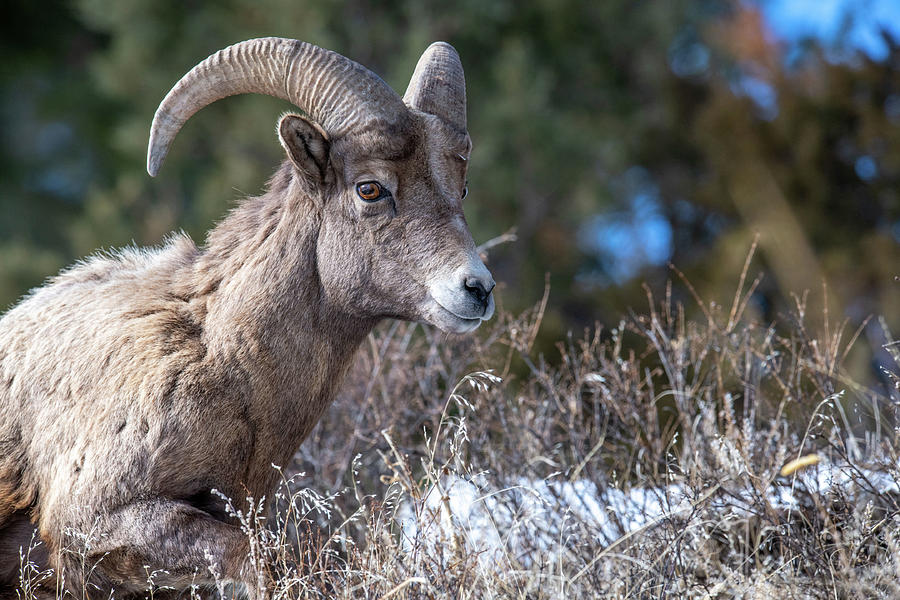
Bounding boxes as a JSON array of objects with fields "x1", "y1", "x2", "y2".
[{"x1": 424, "y1": 296, "x2": 486, "y2": 334}]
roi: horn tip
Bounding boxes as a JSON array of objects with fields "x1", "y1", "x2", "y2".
[
  {"x1": 147, "y1": 129, "x2": 167, "y2": 177},
  {"x1": 427, "y1": 41, "x2": 458, "y2": 54},
  {"x1": 147, "y1": 147, "x2": 163, "y2": 177}
]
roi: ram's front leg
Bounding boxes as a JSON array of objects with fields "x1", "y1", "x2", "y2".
[{"x1": 57, "y1": 499, "x2": 263, "y2": 599}]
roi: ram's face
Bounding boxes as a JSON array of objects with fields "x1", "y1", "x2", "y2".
[
  {"x1": 315, "y1": 114, "x2": 495, "y2": 334},
  {"x1": 147, "y1": 38, "x2": 493, "y2": 333}
]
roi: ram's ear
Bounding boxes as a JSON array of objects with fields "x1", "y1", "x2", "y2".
[{"x1": 277, "y1": 113, "x2": 332, "y2": 183}]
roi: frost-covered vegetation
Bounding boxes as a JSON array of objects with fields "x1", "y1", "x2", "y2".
[{"x1": 18, "y1": 262, "x2": 900, "y2": 599}]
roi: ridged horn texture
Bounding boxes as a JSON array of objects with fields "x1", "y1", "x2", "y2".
[
  {"x1": 147, "y1": 37, "x2": 407, "y2": 176},
  {"x1": 403, "y1": 42, "x2": 467, "y2": 134}
]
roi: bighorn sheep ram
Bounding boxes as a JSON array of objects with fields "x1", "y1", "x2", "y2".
[{"x1": 0, "y1": 38, "x2": 494, "y2": 597}]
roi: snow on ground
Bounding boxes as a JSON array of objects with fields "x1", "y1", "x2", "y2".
[
  {"x1": 397, "y1": 475, "x2": 688, "y2": 565},
  {"x1": 396, "y1": 460, "x2": 899, "y2": 566}
]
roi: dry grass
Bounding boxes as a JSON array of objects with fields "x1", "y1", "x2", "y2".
[{"x1": 15, "y1": 260, "x2": 900, "y2": 599}]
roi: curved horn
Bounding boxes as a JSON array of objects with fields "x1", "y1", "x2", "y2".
[
  {"x1": 148, "y1": 37, "x2": 406, "y2": 176},
  {"x1": 403, "y1": 42, "x2": 466, "y2": 133}
]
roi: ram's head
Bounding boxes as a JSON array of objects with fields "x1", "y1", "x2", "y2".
[{"x1": 148, "y1": 38, "x2": 494, "y2": 333}]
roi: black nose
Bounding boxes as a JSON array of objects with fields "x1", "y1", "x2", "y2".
[{"x1": 464, "y1": 276, "x2": 495, "y2": 308}]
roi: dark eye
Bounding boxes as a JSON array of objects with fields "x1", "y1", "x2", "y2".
[
  {"x1": 461, "y1": 182, "x2": 468, "y2": 200},
  {"x1": 357, "y1": 181, "x2": 385, "y2": 202}
]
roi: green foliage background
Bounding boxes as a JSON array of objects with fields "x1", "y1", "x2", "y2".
[{"x1": 1, "y1": 0, "x2": 898, "y2": 380}]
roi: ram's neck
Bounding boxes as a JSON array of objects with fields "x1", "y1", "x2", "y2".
[{"x1": 188, "y1": 163, "x2": 374, "y2": 483}]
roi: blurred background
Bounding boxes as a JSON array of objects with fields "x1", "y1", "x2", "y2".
[{"x1": 1, "y1": 0, "x2": 898, "y2": 383}]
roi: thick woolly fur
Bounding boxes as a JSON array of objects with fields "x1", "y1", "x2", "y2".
[{"x1": 0, "y1": 86, "x2": 492, "y2": 596}]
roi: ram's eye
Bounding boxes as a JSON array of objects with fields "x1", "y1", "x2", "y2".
[
  {"x1": 356, "y1": 181, "x2": 384, "y2": 202},
  {"x1": 461, "y1": 184, "x2": 468, "y2": 200}
]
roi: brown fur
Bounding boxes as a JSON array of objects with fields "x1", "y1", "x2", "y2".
[{"x1": 0, "y1": 55, "x2": 493, "y2": 596}]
